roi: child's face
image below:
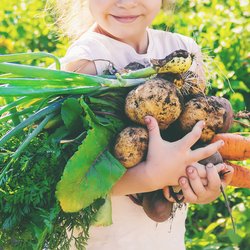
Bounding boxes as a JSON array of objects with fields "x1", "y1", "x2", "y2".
[{"x1": 88, "y1": 0, "x2": 162, "y2": 39}]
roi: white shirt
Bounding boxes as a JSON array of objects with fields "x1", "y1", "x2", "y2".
[
  {"x1": 61, "y1": 28, "x2": 203, "y2": 76},
  {"x1": 62, "y1": 28, "x2": 204, "y2": 250}
]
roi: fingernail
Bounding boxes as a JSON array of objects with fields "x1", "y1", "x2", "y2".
[
  {"x1": 187, "y1": 167, "x2": 194, "y2": 174},
  {"x1": 180, "y1": 178, "x2": 186, "y2": 185},
  {"x1": 144, "y1": 116, "x2": 150, "y2": 124},
  {"x1": 206, "y1": 163, "x2": 213, "y2": 168},
  {"x1": 198, "y1": 120, "x2": 205, "y2": 128},
  {"x1": 219, "y1": 140, "x2": 224, "y2": 146}
]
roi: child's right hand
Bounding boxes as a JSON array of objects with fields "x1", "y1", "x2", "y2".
[{"x1": 143, "y1": 116, "x2": 224, "y2": 190}]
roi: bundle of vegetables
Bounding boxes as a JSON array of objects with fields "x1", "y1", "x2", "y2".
[
  {"x1": 112, "y1": 52, "x2": 250, "y2": 223},
  {"x1": 0, "y1": 52, "x2": 147, "y2": 249},
  {"x1": 0, "y1": 50, "x2": 249, "y2": 249}
]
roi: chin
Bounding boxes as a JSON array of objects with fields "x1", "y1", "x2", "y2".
[{"x1": 109, "y1": 26, "x2": 144, "y2": 40}]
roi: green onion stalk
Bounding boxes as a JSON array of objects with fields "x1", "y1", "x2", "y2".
[
  {"x1": 0, "y1": 52, "x2": 160, "y2": 249},
  {"x1": 0, "y1": 51, "x2": 159, "y2": 168}
]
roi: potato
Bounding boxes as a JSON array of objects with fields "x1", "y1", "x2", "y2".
[
  {"x1": 142, "y1": 190, "x2": 173, "y2": 223},
  {"x1": 113, "y1": 126, "x2": 148, "y2": 168},
  {"x1": 158, "y1": 71, "x2": 206, "y2": 95},
  {"x1": 215, "y1": 97, "x2": 234, "y2": 132},
  {"x1": 157, "y1": 73, "x2": 185, "y2": 89},
  {"x1": 125, "y1": 78, "x2": 183, "y2": 130},
  {"x1": 181, "y1": 71, "x2": 206, "y2": 95},
  {"x1": 179, "y1": 96, "x2": 234, "y2": 142}
]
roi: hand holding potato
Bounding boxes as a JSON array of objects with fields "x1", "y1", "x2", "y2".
[{"x1": 143, "y1": 116, "x2": 224, "y2": 189}]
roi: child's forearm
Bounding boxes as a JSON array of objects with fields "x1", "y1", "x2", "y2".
[{"x1": 111, "y1": 162, "x2": 156, "y2": 196}]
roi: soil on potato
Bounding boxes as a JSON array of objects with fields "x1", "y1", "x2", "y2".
[
  {"x1": 114, "y1": 126, "x2": 148, "y2": 168},
  {"x1": 179, "y1": 96, "x2": 233, "y2": 142},
  {"x1": 125, "y1": 78, "x2": 183, "y2": 130}
]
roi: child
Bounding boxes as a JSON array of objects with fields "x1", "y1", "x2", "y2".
[{"x1": 53, "y1": 0, "x2": 233, "y2": 249}]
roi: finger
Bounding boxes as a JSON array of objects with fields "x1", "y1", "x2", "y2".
[
  {"x1": 201, "y1": 178, "x2": 208, "y2": 186},
  {"x1": 178, "y1": 120, "x2": 205, "y2": 149},
  {"x1": 162, "y1": 186, "x2": 177, "y2": 203},
  {"x1": 190, "y1": 140, "x2": 224, "y2": 163},
  {"x1": 215, "y1": 163, "x2": 226, "y2": 173},
  {"x1": 179, "y1": 177, "x2": 198, "y2": 203},
  {"x1": 192, "y1": 162, "x2": 206, "y2": 178},
  {"x1": 186, "y1": 166, "x2": 206, "y2": 196},
  {"x1": 144, "y1": 116, "x2": 162, "y2": 146},
  {"x1": 206, "y1": 163, "x2": 222, "y2": 192}
]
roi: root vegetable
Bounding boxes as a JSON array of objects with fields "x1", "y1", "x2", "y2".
[
  {"x1": 216, "y1": 97, "x2": 234, "y2": 133},
  {"x1": 125, "y1": 78, "x2": 183, "y2": 130},
  {"x1": 210, "y1": 133, "x2": 250, "y2": 161},
  {"x1": 181, "y1": 71, "x2": 206, "y2": 95},
  {"x1": 159, "y1": 71, "x2": 206, "y2": 95},
  {"x1": 113, "y1": 126, "x2": 148, "y2": 168},
  {"x1": 199, "y1": 151, "x2": 223, "y2": 166},
  {"x1": 150, "y1": 49, "x2": 194, "y2": 74},
  {"x1": 178, "y1": 96, "x2": 234, "y2": 142},
  {"x1": 142, "y1": 190, "x2": 173, "y2": 222},
  {"x1": 157, "y1": 73, "x2": 185, "y2": 89},
  {"x1": 225, "y1": 161, "x2": 250, "y2": 188}
]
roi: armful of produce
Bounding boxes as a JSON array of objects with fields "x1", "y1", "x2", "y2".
[
  {"x1": 0, "y1": 50, "x2": 249, "y2": 249},
  {"x1": 113, "y1": 51, "x2": 250, "y2": 224}
]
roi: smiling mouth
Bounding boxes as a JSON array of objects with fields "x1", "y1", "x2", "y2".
[{"x1": 111, "y1": 15, "x2": 140, "y2": 23}]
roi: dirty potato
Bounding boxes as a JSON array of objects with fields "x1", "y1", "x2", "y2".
[
  {"x1": 125, "y1": 78, "x2": 183, "y2": 130},
  {"x1": 114, "y1": 126, "x2": 149, "y2": 168},
  {"x1": 179, "y1": 96, "x2": 234, "y2": 142}
]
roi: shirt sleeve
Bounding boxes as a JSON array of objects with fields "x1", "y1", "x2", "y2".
[{"x1": 60, "y1": 38, "x2": 111, "y2": 75}]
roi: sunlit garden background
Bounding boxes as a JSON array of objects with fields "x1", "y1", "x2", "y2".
[{"x1": 0, "y1": 0, "x2": 249, "y2": 249}]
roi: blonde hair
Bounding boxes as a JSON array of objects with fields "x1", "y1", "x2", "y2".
[{"x1": 47, "y1": 0, "x2": 175, "y2": 40}]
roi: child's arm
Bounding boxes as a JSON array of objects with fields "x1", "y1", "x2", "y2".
[
  {"x1": 64, "y1": 59, "x2": 97, "y2": 75},
  {"x1": 64, "y1": 60, "x2": 225, "y2": 197}
]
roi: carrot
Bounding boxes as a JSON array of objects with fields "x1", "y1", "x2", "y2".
[
  {"x1": 225, "y1": 161, "x2": 250, "y2": 188},
  {"x1": 211, "y1": 133, "x2": 250, "y2": 161}
]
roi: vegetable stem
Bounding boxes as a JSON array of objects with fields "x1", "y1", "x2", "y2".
[
  {"x1": 120, "y1": 67, "x2": 157, "y2": 79},
  {"x1": 0, "y1": 113, "x2": 56, "y2": 184},
  {"x1": 4, "y1": 97, "x2": 21, "y2": 126},
  {"x1": 0, "y1": 62, "x2": 112, "y2": 86},
  {"x1": 0, "y1": 101, "x2": 61, "y2": 147},
  {"x1": 0, "y1": 52, "x2": 61, "y2": 70},
  {"x1": 12, "y1": 113, "x2": 55, "y2": 159},
  {"x1": 0, "y1": 96, "x2": 30, "y2": 116}
]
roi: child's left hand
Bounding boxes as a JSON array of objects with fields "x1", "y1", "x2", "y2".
[{"x1": 163, "y1": 163, "x2": 234, "y2": 204}]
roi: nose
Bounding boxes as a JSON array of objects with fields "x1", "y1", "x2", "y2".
[{"x1": 116, "y1": 0, "x2": 138, "y2": 8}]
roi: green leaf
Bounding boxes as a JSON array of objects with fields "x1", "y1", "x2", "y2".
[
  {"x1": 80, "y1": 98, "x2": 101, "y2": 128},
  {"x1": 56, "y1": 125, "x2": 125, "y2": 212},
  {"x1": 80, "y1": 98, "x2": 125, "y2": 133},
  {"x1": 56, "y1": 102, "x2": 125, "y2": 212},
  {"x1": 61, "y1": 98, "x2": 83, "y2": 130},
  {"x1": 92, "y1": 195, "x2": 112, "y2": 227}
]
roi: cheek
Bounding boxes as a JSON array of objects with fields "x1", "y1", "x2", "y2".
[
  {"x1": 146, "y1": 9, "x2": 161, "y2": 24},
  {"x1": 89, "y1": 0, "x2": 110, "y2": 22},
  {"x1": 88, "y1": 0, "x2": 103, "y2": 18},
  {"x1": 149, "y1": 0, "x2": 162, "y2": 10},
  {"x1": 146, "y1": 2, "x2": 162, "y2": 20}
]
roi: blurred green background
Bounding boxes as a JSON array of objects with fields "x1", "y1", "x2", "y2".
[{"x1": 0, "y1": 0, "x2": 249, "y2": 249}]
